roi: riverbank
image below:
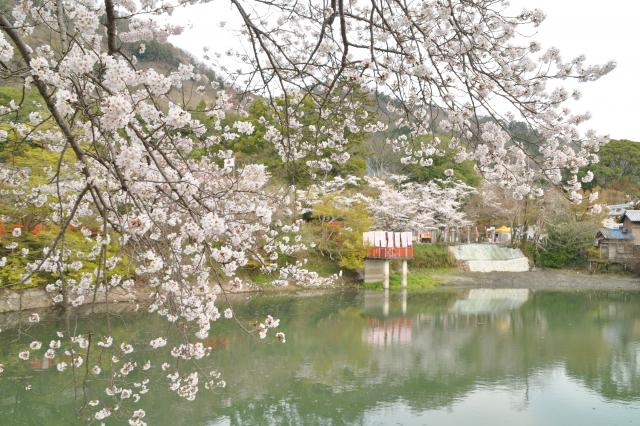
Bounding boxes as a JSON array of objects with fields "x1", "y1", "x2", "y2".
[
  {"x1": 432, "y1": 269, "x2": 640, "y2": 291},
  {"x1": 0, "y1": 280, "x2": 344, "y2": 314},
  {"x1": 1, "y1": 268, "x2": 638, "y2": 314}
]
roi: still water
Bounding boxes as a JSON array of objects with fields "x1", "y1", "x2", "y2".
[{"x1": 2, "y1": 288, "x2": 640, "y2": 425}]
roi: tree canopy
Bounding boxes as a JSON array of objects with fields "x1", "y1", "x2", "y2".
[{"x1": 581, "y1": 139, "x2": 640, "y2": 195}]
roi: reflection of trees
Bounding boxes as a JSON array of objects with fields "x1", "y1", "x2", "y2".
[
  {"x1": 2, "y1": 290, "x2": 640, "y2": 424},
  {"x1": 531, "y1": 292, "x2": 640, "y2": 402},
  {"x1": 175, "y1": 289, "x2": 640, "y2": 419}
]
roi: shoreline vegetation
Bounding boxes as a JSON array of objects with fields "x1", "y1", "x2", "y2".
[
  {"x1": 1, "y1": 269, "x2": 638, "y2": 316},
  {"x1": 2, "y1": 239, "x2": 638, "y2": 310},
  {"x1": 3, "y1": 263, "x2": 638, "y2": 315}
]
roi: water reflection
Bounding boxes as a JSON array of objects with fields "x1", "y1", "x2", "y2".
[
  {"x1": 2, "y1": 289, "x2": 640, "y2": 425},
  {"x1": 363, "y1": 317, "x2": 413, "y2": 347},
  {"x1": 452, "y1": 288, "x2": 530, "y2": 314},
  {"x1": 363, "y1": 288, "x2": 408, "y2": 317}
]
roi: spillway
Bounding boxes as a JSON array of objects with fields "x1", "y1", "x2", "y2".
[{"x1": 449, "y1": 244, "x2": 530, "y2": 272}]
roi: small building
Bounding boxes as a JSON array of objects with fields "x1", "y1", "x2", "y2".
[
  {"x1": 594, "y1": 228, "x2": 634, "y2": 260},
  {"x1": 362, "y1": 231, "x2": 413, "y2": 288},
  {"x1": 487, "y1": 226, "x2": 511, "y2": 245},
  {"x1": 594, "y1": 210, "x2": 640, "y2": 261},
  {"x1": 416, "y1": 227, "x2": 437, "y2": 243}
]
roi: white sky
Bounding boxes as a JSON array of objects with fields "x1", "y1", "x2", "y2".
[{"x1": 170, "y1": 0, "x2": 640, "y2": 140}]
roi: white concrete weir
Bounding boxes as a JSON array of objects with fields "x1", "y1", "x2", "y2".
[{"x1": 449, "y1": 244, "x2": 529, "y2": 272}]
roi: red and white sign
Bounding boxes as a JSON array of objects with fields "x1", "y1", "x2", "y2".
[{"x1": 224, "y1": 158, "x2": 235, "y2": 169}]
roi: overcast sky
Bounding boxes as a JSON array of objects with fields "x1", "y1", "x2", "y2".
[{"x1": 170, "y1": 0, "x2": 640, "y2": 141}]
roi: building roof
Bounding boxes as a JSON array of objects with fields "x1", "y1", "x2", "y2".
[
  {"x1": 623, "y1": 210, "x2": 640, "y2": 222},
  {"x1": 608, "y1": 203, "x2": 634, "y2": 209},
  {"x1": 607, "y1": 204, "x2": 632, "y2": 217},
  {"x1": 597, "y1": 228, "x2": 634, "y2": 240}
]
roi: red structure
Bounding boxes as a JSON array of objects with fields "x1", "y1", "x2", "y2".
[
  {"x1": 0, "y1": 223, "x2": 46, "y2": 237},
  {"x1": 363, "y1": 231, "x2": 413, "y2": 259},
  {"x1": 366, "y1": 246, "x2": 414, "y2": 259},
  {"x1": 364, "y1": 318, "x2": 413, "y2": 347}
]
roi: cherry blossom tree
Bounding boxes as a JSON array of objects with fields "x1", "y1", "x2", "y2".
[
  {"x1": 221, "y1": 0, "x2": 613, "y2": 197},
  {"x1": 366, "y1": 175, "x2": 475, "y2": 231},
  {"x1": 0, "y1": 0, "x2": 614, "y2": 422}
]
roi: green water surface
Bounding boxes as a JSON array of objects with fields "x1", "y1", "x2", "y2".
[{"x1": 1, "y1": 288, "x2": 640, "y2": 425}]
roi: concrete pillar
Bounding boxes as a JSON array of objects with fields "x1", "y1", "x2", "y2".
[
  {"x1": 401, "y1": 259, "x2": 408, "y2": 288},
  {"x1": 383, "y1": 260, "x2": 390, "y2": 289},
  {"x1": 364, "y1": 259, "x2": 390, "y2": 287},
  {"x1": 401, "y1": 289, "x2": 407, "y2": 315},
  {"x1": 383, "y1": 289, "x2": 389, "y2": 317}
]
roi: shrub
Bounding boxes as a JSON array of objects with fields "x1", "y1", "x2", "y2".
[
  {"x1": 536, "y1": 221, "x2": 597, "y2": 268},
  {"x1": 309, "y1": 197, "x2": 373, "y2": 271},
  {"x1": 410, "y1": 244, "x2": 455, "y2": 269}
]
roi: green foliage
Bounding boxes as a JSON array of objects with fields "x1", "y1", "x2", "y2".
[
  {"x1": 400, "y1": 135, "x2": 481, "y2": 187},
  {"x1": 123, "y1": 40, "x2": 180, "y2": 66},
  {"x1": 362, "y1": 268, "x2": 452, "y2": 290},
  {"x1": 0, "y1": 145, "x2": 131, "y2": 289},
  {"x1": 520, "y1": 240, "x2": 538, "y2": 264},
  {"x1": 0, "y1": 226, "x2": 131, "y2": 289},
  {"x1": 0, "y1": 86, "x2": 44, "y2": 122},
  {"x1": 0, "y1": 145, "x2": 75, "y2": 224},
  {"x1": 535, "y1": 221, "x2": 598, "y2": 268},
  {"x1": 223, "y1": 98, "x2": 274, "y2": 158},
  {"x1": 303, "y1": 254, "x2": 342, "y2": 276},
  {"x1": 197, "y1": 87, "x2": 376, "y2": 188},
  {"x1": 410, "y1": 244, "x2": 456, "y2": 269},
  {"x1": 281, "y1": 92, "x2": 372, "y2": 184},
  {"x1": 307, "y1": 195, "x2": 373, "y2": 271},
  {"x1": 581, "y1": 139, "x2": 640, "y2": 195}
]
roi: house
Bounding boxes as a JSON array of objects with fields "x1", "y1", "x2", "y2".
[
  {"x1": 594, "y1": 228, "x2": 634, "y2": 260},
  {"x1": 594, "y1": 210, "x2": 640, "y2": 261}
]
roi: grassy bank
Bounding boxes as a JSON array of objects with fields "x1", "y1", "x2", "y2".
[
  {"x1": 411, "y1": 244, "x2": 456, "y2": 269},
  {"x1": 362, "y1": 267, "x2": 456, "y2": 290}
]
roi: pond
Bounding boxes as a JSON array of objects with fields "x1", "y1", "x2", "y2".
[{"x1": 1, "y1": 288, "x2": 640, "y2": 425}]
